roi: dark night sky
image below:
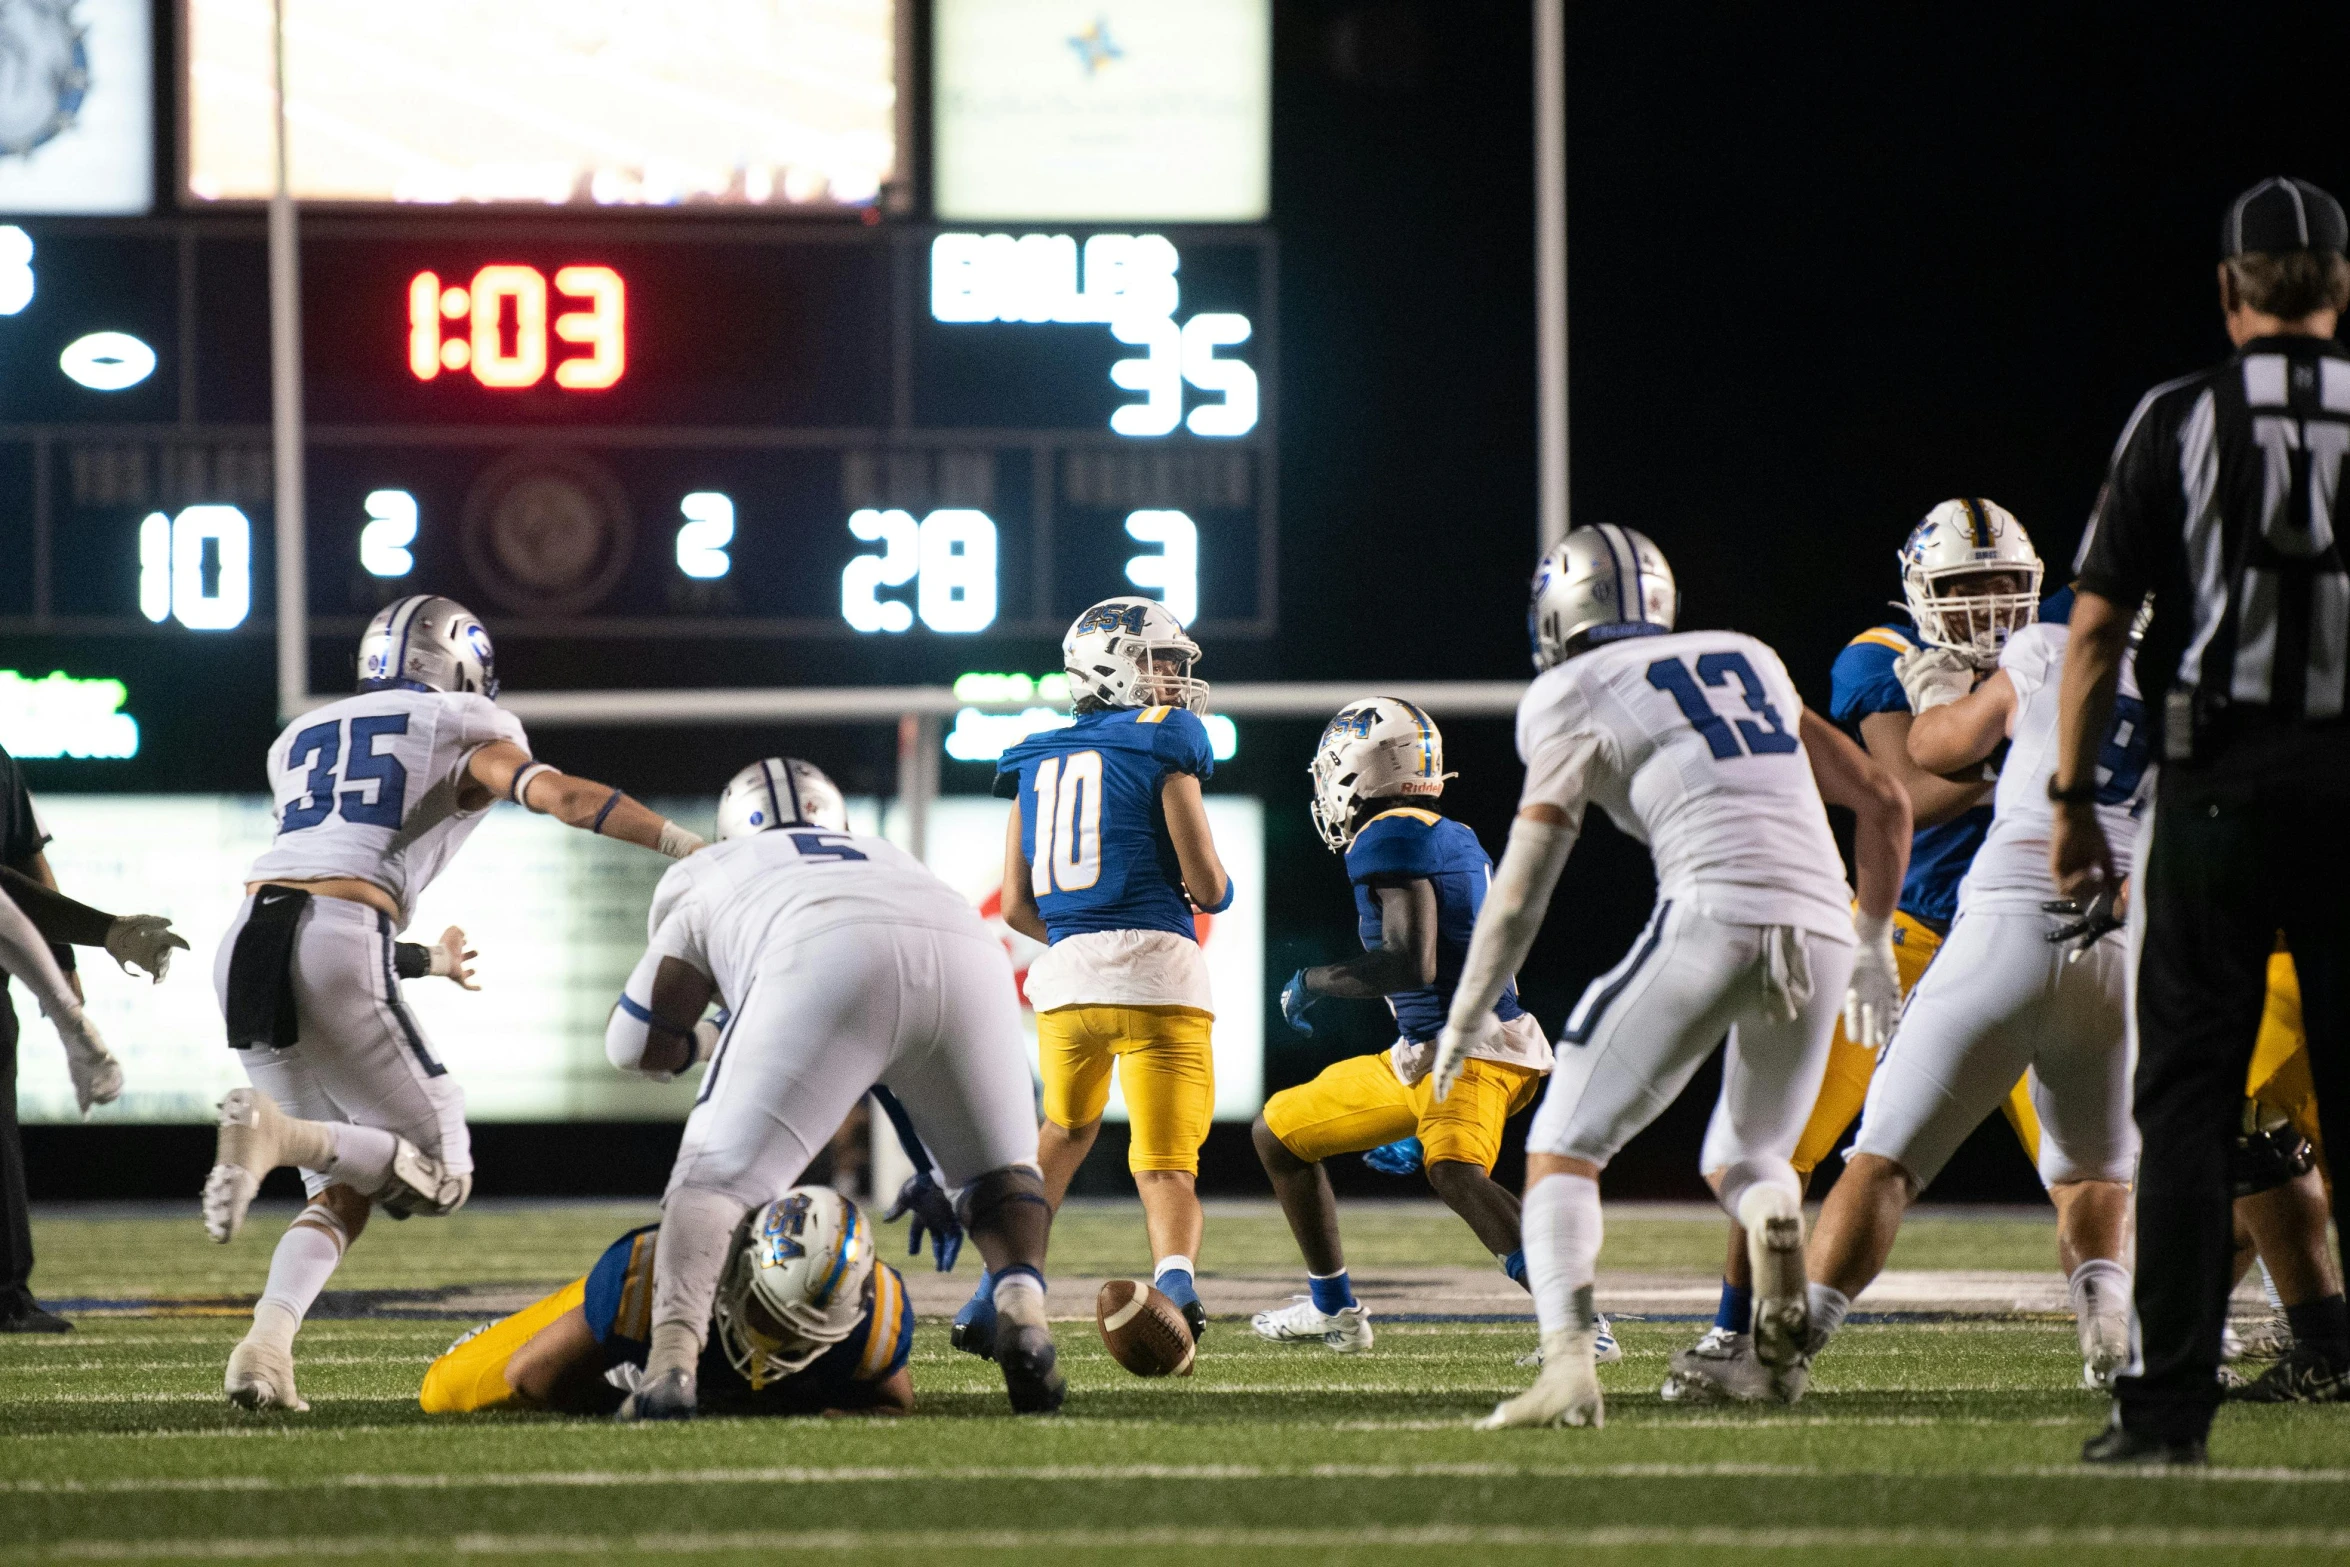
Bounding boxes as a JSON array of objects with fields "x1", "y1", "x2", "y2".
[{"x1": 17, "y1": 2, "x2": 2350, "y2": 1184}]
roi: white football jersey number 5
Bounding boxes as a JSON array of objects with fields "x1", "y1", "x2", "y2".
[{"x1": 1029, "y1": 752, "x2": 1104, "y2": 895}]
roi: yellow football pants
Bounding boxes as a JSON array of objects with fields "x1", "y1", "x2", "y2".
[
  {"x1": 1792, "y1": 909, "x2": 2043, "y2": 1177},
  {"x1": 1038, "y1": 1003, "x2": 1215, "y2": 1175},
  {"x1": 418, "y1": 1277, "x2": 586, "y2": 1414},
  {"x1": 1262, "y1": 1051, "x2": 1545, "y2": 1172},
  {"x1": 2248, "y1": 950, "x2": 2324, "y2": 1161}
]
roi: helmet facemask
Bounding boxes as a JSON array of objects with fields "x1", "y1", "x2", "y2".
[
  {"x1": 1904, "y1": 564, "x2": 2042, "y2": 666},
  {"x1": 711, "y1": 1191, "x2": 872, "y2": 1391},
  {"x1": 1063, "y1": 598, "x2": 1208, "y2": 712}
]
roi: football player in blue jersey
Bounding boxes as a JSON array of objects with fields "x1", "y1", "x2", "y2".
[
  {"x1": 1249, "y1": 699, "x2": 1560, "y2": 1354},
  {"x1": 420, "y1": 1186, "x2": 916, "y2": 1416},
  {"x1": 955, "y1": 597, "x2": 1233, "y2": 1354},
  {"x1": 1664, "y1": 497, "x2": 2053, "y2": 1400}
]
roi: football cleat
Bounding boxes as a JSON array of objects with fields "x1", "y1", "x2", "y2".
[
  {"x1": 1658, "y1": 1324, "x2": 1748, "y2": 1399},
  {"x1": 951, "y1": 1278, "x2": 998, "y2": 1361},
  {"x1": 1180, "y1": 1298, "x2": 1208, "y2": 1344},
  {"x1": 617, "y1": 1366, "x2": 696, "y2": 1421},
  {"x1": 1252, "y1": 1296, "x2": 1374, "y2": 1354},
  {"x1": 2080, "y1": 1410, "x2": 2206, "y2": 1466},
  {"x1": 2225, "y1": 1343, "x2": 2350, "y2": 1403},
  {"x1": 1659, "y1": 1336, "x2": 1793, "y2": 1404},
  {"x1": 1516, "y1": 1314, "x2": 1620, "y2": 1368},
  {"x1": 224, "y1": 1336, "x2": 309, "y2": 1413},
  {"x1": 2228, "y1": 1316, "x2": 2290, "y2": 1362},
  {"x1": 1478, "y1": 1329, "x2": 1603, "y2": 1429},
  {"x1": 996, "y1": 1321, "x2": 1067, "y2": 1415},
  {"x1": 203, "y1": 1088, "x2": 290, "y2": 1244},
  {"x1": 2078, "y1": 1309, "x2": 2131, "y2": 1393}
]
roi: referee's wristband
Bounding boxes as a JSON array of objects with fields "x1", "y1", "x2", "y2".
[{"x1": 2046, "y1": 776, "x2": 2099, "y2": 806}]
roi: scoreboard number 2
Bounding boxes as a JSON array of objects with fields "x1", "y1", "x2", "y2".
[{"x1": 408, "y1": 265, "x2": 625, "y2": 390}]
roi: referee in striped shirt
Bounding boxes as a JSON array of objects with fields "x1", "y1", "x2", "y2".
[{"x1": 2054, "y1": 176, "x2": 2350, "y2": 1464}]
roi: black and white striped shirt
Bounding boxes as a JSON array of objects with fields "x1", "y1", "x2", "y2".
[{"x1": 2074, "y1": 334, "x2": 2350, "y2": 760}]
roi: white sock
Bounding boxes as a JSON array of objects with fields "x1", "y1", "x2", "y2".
[
  {"x1": 993, "y1": 1271, "x2": 1047, "y2": 1329},
  {"x1": 1807, "y1": 1282, "x2": 1851, "y2": 1346},
  {"x1": 2069, "y1": 1257, "x2": 2130, "y2": 1319},
  {"x1": 1522, "y1": 1172, "x2": 1602, "y2": 1338},
  {"x1": 248, "y1": 1214, "x2": 346, "y2": 1350},
  {"x1": 319, "y1": 1123, "x2": 397, "y2": 1193},
  {"x1": 647, "y1": 1186, "x2": 748, "y2": 1376},
  {"x1": 1154, "y1": 1255, "x2": 1195, "y2": 1280}
]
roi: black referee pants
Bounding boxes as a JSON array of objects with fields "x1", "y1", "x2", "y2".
[
  {"x1": 0, "y1": 1003, "x2": 35, "y2": 1307},
  {"x1": 2119, "y1": 758, "x2": 2349, "y2": 1440}
]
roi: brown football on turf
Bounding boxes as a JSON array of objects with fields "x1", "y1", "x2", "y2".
[{"x1": 1095, "y1": 1278, "x2": 1195, "y2": 1377}]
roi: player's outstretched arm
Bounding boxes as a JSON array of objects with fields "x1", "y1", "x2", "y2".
[
  {"x1": 1905, "y1": 671, "x2": 2018, "y2": 777},
  {"x1": 1303, "y1": 879, "x2": 1438, "y2": 999},
  {"x1": 1854, "y1": 712, "x2": 1992, "y2": 829},
  {"x1": 1432, "y1": 802, "x2": 1579, "y2": 1099},
  {"x1": 465, "y1": 741, "x2": 705, "y2": 859},
  {"x1": 0, "y1": 864, "x2": 188, "y2": 982},
  {"x1": 999, "y1": 808, "x2": 1049, "y2": 944},
  {"x1": 0, "y1": 888, "x2": 121, "y2": 1114},
  {"x1": 1799, "y1": 707, "x2": 1910, "y2": 922},
  {"x1": 1161, "y1": 773, "x2": 1231, "y2": 912}
]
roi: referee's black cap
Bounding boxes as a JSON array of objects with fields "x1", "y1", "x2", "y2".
[{"x1": 2223, "y1": 177, "x2": 2348, "y2": 258}]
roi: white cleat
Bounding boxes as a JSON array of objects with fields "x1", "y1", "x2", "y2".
[
  {"x1": 1741, "y1": 1189, "x2": 1810, "y2": 1392},
  {"x1": 1659, "y1": 1324, "x2": 1748, "y2": 1401},
  {"x1": 1517, "y1": 1314, "x2": 1621, "y2": 1368},
  {"x1": 1251, "y1": 1296, "x2": 1374, "y2": 1353},
  {"x1": 203, "y1": 1089, "x2": 288, "y2": 1244},
  {"x1": 1479, "y1": 1328, "x2": 1603, "y2": 1429},
  {"x1": 224, "y1": 1336, "x2": 309, "y2": 1413},
  {"x1": 2080, "y1": 1314, "x2": 2131, "y2": 1391}
]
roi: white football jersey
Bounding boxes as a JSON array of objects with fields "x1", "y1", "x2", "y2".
[
  {"x1": 644, "y1": 828, "x2": 995, "y2": 1006},
  {"x1": 1959, "y1": 623, "x2": 2151, "y2": 912},
  {"x1": 1516, "y1": 629, "x2": 1853, "y2": 938},
  {"x1": 245, "y1": 689, "x2": 526, "y2": 929}
]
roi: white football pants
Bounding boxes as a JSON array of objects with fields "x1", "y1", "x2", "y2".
[
  {"x1": 666, "y1": 920, "x2": 1039, "y2": 1206},
  {"x1": 1852, "y1": 907, "x2": 2137, "y2": 1188},
  {"x1": 1527, "y1": 900, "x2": 1853, "y2": 1213},
  {"x1": 213, "y1": 893, "x2": 469, "y2": 1200}
]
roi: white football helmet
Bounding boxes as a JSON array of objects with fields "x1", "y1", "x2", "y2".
[
  {"x1": 1309, "y1": 697, "x2": 1453, "y2": 851},
  {"x1": 1528, "y1": 525, "x2": 1678, "y2": 671},
  {"x1": 1062, "y1": 596, "x2": 1206, "y2": 712},
  {"x1": 715, "y1": 758, "x2": 849, "y2": 841},
  {"x1": 357, "y1": 595, "x2": 497, "y2": 697},
  {"x1": 1898, "y1": 499, "x2": 2043, "y2": 666},
  {"x1": 712, "y1": 1188, "x2": 874, "y2": 1389}
]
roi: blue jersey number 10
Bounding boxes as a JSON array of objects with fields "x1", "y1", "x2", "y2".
[
  {"x1": 280, "y1": 714, "x2": 411, "y2": 833},
  {"x1": 1029, "y1": 751, "x2": 1104, "y2": 896},
  {"x1": 1645, "y1": 653, "x2": 1802, "y2": 760}
]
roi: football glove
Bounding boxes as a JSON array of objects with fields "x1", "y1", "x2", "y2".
[
  {"x1": 1431, "y1": 1015, "x2": 1495, "y2": 1101},
  {"x1": 104, "y1": 915, "x2": 188, "y2": 983},
  {"x1": 2042, "y1": 887, "x2": 2124, "y2": 962},
  {"x1": 1844, "y1": 912, "x2": 1902, "y2": 1059},
  {"x1": 1278, "y1": 968, "x2": 1320, "y2": 1037},
  {"x1": 885, "y1": 1168, "x2": 964, "y2": 1272},
  {"x1": 1363, "y1": 1136, "x2": 1424, "y2": 1176},
  {"x1": 1892, "y1": 644, "x2": 1977, "y2": 715},
  {"x1": 54, "y1": 1005, "x2": 123, "y2": 1117}
]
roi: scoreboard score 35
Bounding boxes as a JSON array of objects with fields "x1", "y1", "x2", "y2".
[{"x1": 0, "y1": 220, "x2": 1276, "y2": 644}]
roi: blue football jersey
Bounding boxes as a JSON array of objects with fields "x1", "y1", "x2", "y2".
[
  {"x1": 1828, "y1": 623, "x2": 1988, "y2": 926},
  {"x1": 995, "y1": 705, "x2": 1216, "y2": 944},
  {"x1": 1345, "y1": 807, "x2": 1528, "y2": 1043}
]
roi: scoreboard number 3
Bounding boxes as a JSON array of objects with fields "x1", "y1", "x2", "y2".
[{"x1": 408, "y1": 265, "x2": 625, "y2": 390}]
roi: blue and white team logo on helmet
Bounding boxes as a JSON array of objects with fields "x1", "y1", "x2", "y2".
[
  {"x1": 1062, "y1": 595, "x2": 1207, "y2": 712},
  {"x1": 715, "y1": 757, "x2": 849, "y2": 841},
  {"x1": 1528, "y1": 525, "x2": 1679, "y2": 671},
  {"x1": 1898, "y1": 498, "x2": 2042, "y2": 666},
  {"x1": 356, "y1": 595, "x2": 498, "y2": 697},
  {"x1": 1308, "y1": 696, "x2": 1453, "y2": 851}
]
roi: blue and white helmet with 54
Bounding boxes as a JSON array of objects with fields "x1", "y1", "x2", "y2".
[
  {"x1": 1309, "y1": 697, "x2": 1454, "y2": 851},
  {"x1": 1528, "y1": 525, "x2": 1679, "y2": 671},
  {"x1": 1063, "y1": 595, "x2": 1207, "y2": 712},
  {"x1": 1899, "y1": 498, "x2": 2042, "y2": 666},
  {"x1": 357, "y1": 595, "x2": 497, "y2": 697},
  {"x1": 713, "y1": 1188, "x2": 874, "y2": 1388},
  {"x1": 715, "y1": 758, "x2": 850, "y2": 841}
]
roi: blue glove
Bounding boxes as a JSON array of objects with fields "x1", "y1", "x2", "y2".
[
  {"x1": 1363, "y1": 1136, "x2": 1424, "y2": 1176},
  {"x1": 1279, "y1": 968, "x2": 1319, "y2": 1037},
  {"x1": 884, "y1": 1168, "x2": 964, "y2": 1272}
]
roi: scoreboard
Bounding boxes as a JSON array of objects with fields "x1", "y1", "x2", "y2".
[{"x1": 0, "y1": 218, "x2": 1276, "y2": 644}]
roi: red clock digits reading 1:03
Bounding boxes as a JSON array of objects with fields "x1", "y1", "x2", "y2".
[{"x1": 406, "y1": 265, "x2": 625, "y2": 390}]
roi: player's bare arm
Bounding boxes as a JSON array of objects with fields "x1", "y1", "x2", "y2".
[
  {"x1": 1159, "y1": 772, "x2": 1229, "y2": 911},
  {"x1": 1301, "y1": 879, "x2": 1437, "y2": 999},
  {"x1": 2048, "y1": 589, "x2": 2131, "y2": 898},
  {"x1": 464, "y1": 741, "x2": 704, "y2": 858},
  {"x1": 1855, "y1": 710, "x2": 1992, "y2": 828},
  {"x1": 1904, "y1": 671, "x2": 2019, "y2": 777},
  {"x1": 999, "y1": 809, "x2": 1048, "y2": 944},
  {"x1": 1797, "y1": 707, "x2": 1911, "y2": 921}
]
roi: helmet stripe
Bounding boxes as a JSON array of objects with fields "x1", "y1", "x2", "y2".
[
  {"x1": 1963, "y1": 498, "x2": 1991, "y2": 549},
  {"x1": 1595, "y1": 525, "x2": 1634, "y2": 622},
  {"x1": 761, "y1": 761, "x2": 786, "y2": 832},
  {"x1": 813, "y1": 1202, "x2": 862, "y2": 1306},
  {"x1": 1398, "y1": 699, "x2": 1438, "y2": 777},
  {"x1": 388, "y1": 596, "x2": 425, "y2": 688}
]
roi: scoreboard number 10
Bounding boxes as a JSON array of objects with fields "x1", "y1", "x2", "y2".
[{"x1": 407, "y1": 265, "x2": 625, "y2": 390}]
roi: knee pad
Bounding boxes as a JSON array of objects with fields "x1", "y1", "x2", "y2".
[
  {"x1": 375, "y1": 1138, "x2": 472, "y2": 1218},
  {"x1": 958, "y1": 1165, "x2": 1049, "y2": 1231},
  {"x1": 2231, "y1": 1116, "x2": 2316, "y2": 1199}
]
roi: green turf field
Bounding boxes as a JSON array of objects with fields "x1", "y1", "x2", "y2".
[{"x1": 2, "y1": 1201, "x2": 2340, "y2": 1565}]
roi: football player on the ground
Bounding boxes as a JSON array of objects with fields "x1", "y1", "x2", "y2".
[
  {"x1": 605, "y1": 758, "x2": 1060, "y2": 1418},
  {"x1": 420, "y1": 1187, "x2": 916, "y2": 1416},
  {"x1": 201, "y1": 595, "x2": 706, "y2": 1413},
  {"x1": 957, "y1": 597, "x2": 1232, "y2": 1354},
  {"x1": 1661, "y1": 499, "x2": 2052, "y2": 1399},
  {"x1": 1688, "y1": 599, "x2": 2154, "y2": 1400},
  {"x1": 1249, "y1": 698, "x2": 1559, "y2": 1355},
  {"x1": 1432, "y1": 525, "x2": 1911, "y2": 1429}
]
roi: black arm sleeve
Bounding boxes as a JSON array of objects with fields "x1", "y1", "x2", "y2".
[
  {"x1": 393, "y1": 941, "x2": 433, "y2": 980},
  {"x1": 2073, "y1": 383, "x2": 2184, "y2": 603},
  {"x1": 0, "y1": 864, "x2": 114, "y2": 947},
  {"x1": 869, "y1": 1085, "x2": 938, "y2": 1179}
]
